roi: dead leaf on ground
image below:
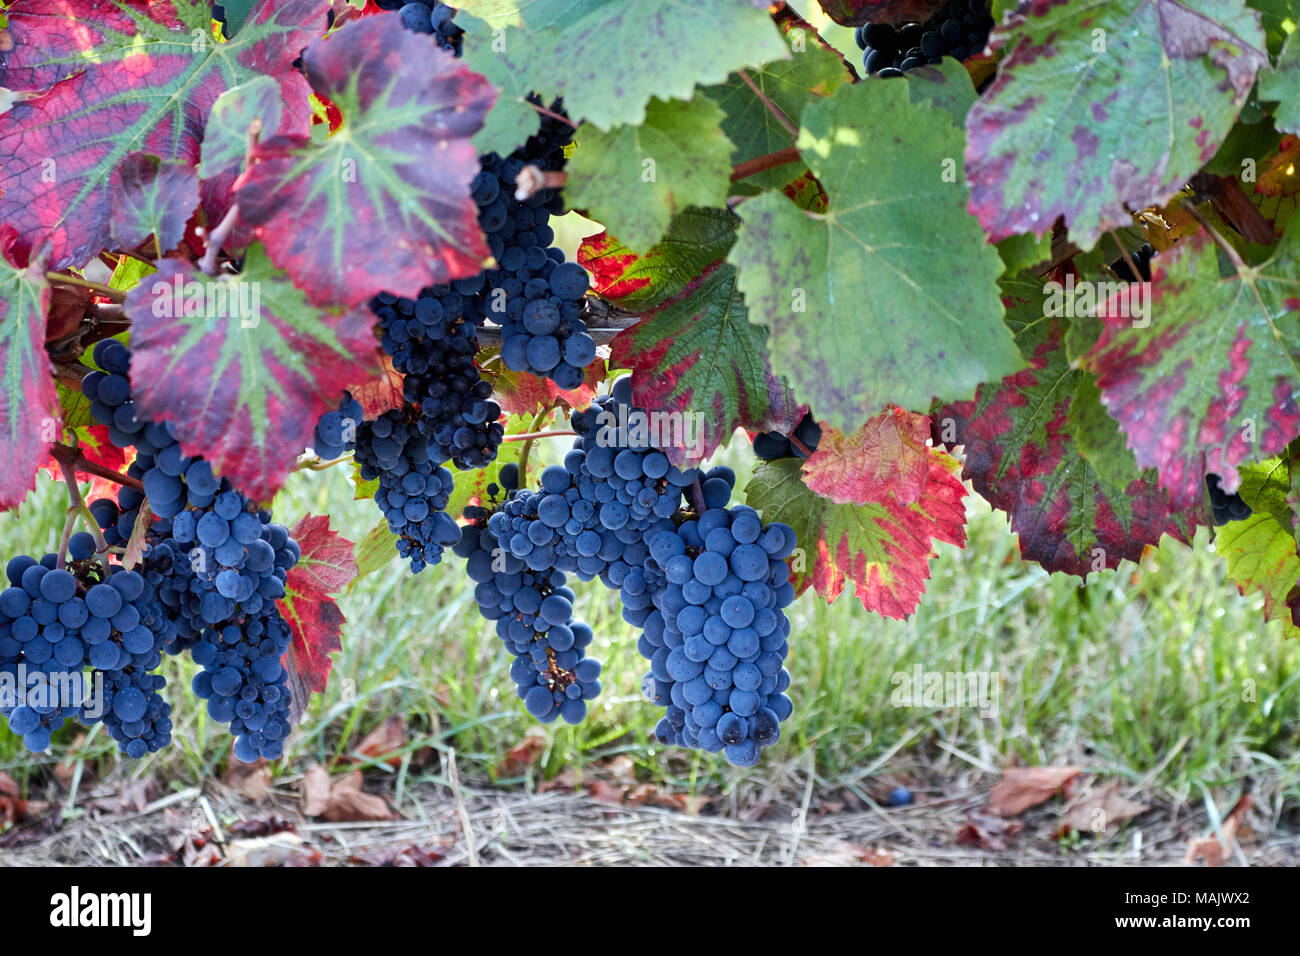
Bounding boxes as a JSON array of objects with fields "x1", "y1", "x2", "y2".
[
  {"x1": 538, "y1": 767, "x2": 583, "y2": 793},
  {"x1": 222, "y1": 757, "x2": 271, "y2": 802},
  {"x1": 318, "y1": 770, "x2": 399, "y2": 822},
  {"x1": 88, "y1": 775, "x2": 157, "y2": 814},
  {"x1": 990, "y1": 766, "x2": 1082, "y2": 816},
  {"x1": 622, "y1": 782, "x2": 710, "y2": 814},
  {"x1": 0, "y1": 771, "x2": 29, "y2": 825},
  {"x1": 354, "y1": 716, "x2": 407, "y2": 767},
  {"x1": 228, "y1": 816, "x2": 298, "y2": 839},
  {"x1": 588, "y1": 780, "x2": 627, "y2": 805},
  {"x1": 301, "y1": 764, "x2": 331, "y2": 817},
  {"x1": 349, "y1": 841, "x2": 453, "y2": 867},
  {"x1": 226, "y1": 832, "x2": 306, "y2": 867},
  {"x1": 600, "y1": 754, "x2": 637, "y2": 784},
  {"x1": 956, "y1": 809, "x2": 1025, "y2": 850},
  {"x1": 172, "y1": 828, "x2": 223, "y2": 868},
  {"x1": 800, "y1": 842, "x2": 896, "y2": 866},
  {"x1": 1185, "y1": 795, "x2": 1254, "y2": 867},
  {"x1": 495, "y1": 730, "x2": 546, "y2": 778},
  {"x1": 1058, "y1": 781, "x2": 1148, "y2": 838}
]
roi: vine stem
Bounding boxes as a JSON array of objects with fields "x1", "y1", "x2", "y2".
[
  {"x1": 200, "y1": 202, "x2": 241, "y2": 276},
  {"x1": 687, "y1": 477, "x2": 708, "y2": 514},
  {"x1": 501, "y1": 430, "x2": 577, "y2": 442},
  {"x1": 45, "y1": 273, "x2": 126, "y2": 303},
  {"x1": 58, "y1": 460, "x2": 111, "y2": 575},
  {"x1": 1180, "y1": 198, "x2": 1251, "y2": 274},
  {"x1": 526, "y1": 99, "x2": 578, "y2": 128},
  {"x1": 730, "y1": 146, "x2": 802, "y2": 183},
  {"x1": 788, "y1": 433, "x2": 815, "y2": 458},
  {"x1": 51, "y1": 443, "x2": 145, "y2": 492},
  {"x1": 737, "y1": 68, "x2": 799, "y2": 140},
  {"x1": 293, "y1": 453, "x2": 353, "y2": 472},
  {"x1": 56, "y1": 509, "x2": 78, "y2": 571},
  {"x1": 1109, "y1": 230, "x2": 1142, "y2": 286},
  {"x1": 517, "y1": 402, "x2": 558, "y2": 485}
]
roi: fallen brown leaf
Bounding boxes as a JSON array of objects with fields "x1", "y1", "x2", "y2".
[
  {"x1": 222, "y1": 757, "x2": 271, "y2": 802},
  {"x1": 588, "y1": 780, "x2": 628, "y2": 805},
  {"x1": 301, "y1": 764, "x2": 331, "y2": 817},
  {"x1": 1058, "y1": 781, "x2": 1148, "y2": 837},
  {"x1": 349, "y1": 841, "x2": 453, "y2": 867},
  {"x1": 354, "y1": 716, "x2": 407, "y2": 767},
  {"x1": 226, "y1": 832, "x2": 306, "y2": 867},
  {"x1": 495, "y1": 730, "x2": 546, "y2": 777},
  {"x1": 88, "y1": 775, "x2": 157, "y2": 814},
  {"x1": 538, "y1": 767, "x2": 583, "y2": 793},
  {"x1": 956, "y1": 809, "x2": 1025, "y2": 850},
  {"x1": 320, "y1": 770, "x2": 398, "y2": 822},
  {"x1": 227, "y1": 816, "x2": 298, "y2": 839},
  {"x1": 990, "y1": 766, "x2": 1082, "y2": 816},
  {"x1": 1185, "y1": 795, "x2": 1254, "y2": 866},
  {"x1": 0, "y1": 771, "x2": 28, "y2": 825},
  {"x1": 800, "y1": 842, "x2": 896, "y2": 866}
]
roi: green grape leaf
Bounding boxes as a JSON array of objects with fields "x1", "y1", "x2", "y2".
[
  {"x1": 935, "y1": 275, "x2": 1201, "y2": 577},
  {"x1": 1068, "y1": 372, "x2": 1143, "y2": 490},
  {"x1": 199, "y1": 75, "x2": 286, "y2": 180},
  {"x1": 996, "y1": 231, "x2": 1053, "y2": 274},
  {"x1": 278, "y1": 514, "x2": 356, "y2": 723},
  {"x1": 0, "y1": 0, "x2": 322, "y2": 270},
  {"x1": 123, "y1": 245, "x2": 383, "y2": 502},
  {"x1": 904, "y1": 58, "x2": 978, "y2": 124},
  {"x1": 350, "y1": 518, "x2": 399, "y2": 587},
  {"x1": 745, "y1": 453, "x2": 967, "y2": 620},
  {"x1": 965, "y1": 0, "x2": 1268, "y2": 251},
  {"x1": 1259, "y1": 30, "x2": 1300, "y2": 135},
  {"x1": 702, "y1": 16, "x2": 854, "y2": 193},
  {"x1": 458, "y1": 0, "x2": 788, "y2": 132},
  {"x1": 1084, "y1": 225, "x2": 1300, "y2": 509},
  {"x1": 235, "y1": 13, "x2": 496, "y2": 308},
  {"x1": 731, "y1": 79, "x2": 1019, "y2": 430},
  {"x1": 566, "y1": 97, "x2": 735, "y2": 254},
  {"x1": 1217, "y1": 457, "x2": 1300, "y2": 639},
  {"x1": 109, "y1": 153, "x2": 200, "y2": 256},
  {"x1": 0, "y1": 242, "x2": 56, "y2": 512}
]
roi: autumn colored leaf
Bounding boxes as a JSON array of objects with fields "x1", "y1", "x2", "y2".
[
  {"x1": 745, "y1": 454, "x2": 966, "y2": 620},
  {"x1": 199, "y1": 75, "x2": 288, "y2": 181},
  {"x1": 236, "y1": 13, "x2": 496, "y2": 308},
  {"x1": 955, "y1": 808, "x2": 1023, "y2": 851},
  {"x1": 0, "y1": 242, "x2": 56, "y2": 512},
  {"x1": 1084, "y1": 226, "x2": 1300, "y2": 509},
  {"x1": 109, "y1": 154, "x2": 200, "y2": 255},
  {"x1": 277, "y1": 515, "x2": 357, "y2": 721},
  {"x1": 1217, "y1": 457, "x2": 1300, "y2": 639},
  {"x1": 42, "y1": 425, "x2": 131, "y2": 505},
  {"x1": 123, "y1": 245, "x2": 382, "y2": 502},
  {"x1": 990, "y1": 766, "x2": 1082, "y2": 817},
  {"x1": 576, "y1": 232, "x2": 649, "y2": 302},
  {"x1": 936, "y1": 275, "x2": 1201, "y2": 578},
  {"x1": 817, "y1": 0, "x2": 945, "y2": 26},
  {"x1": 1248, "y1": 134, "x2": 1300, "y2": 238},
  {"x1": 801, "y1": 408, "x2": 931, "y2": 507},
  {"x1": 350, "y1": 518, "x2": 399, "y2": 585},
  {"x1": 732, "y1": 79, "x2": 1020, "y2": 431},
  {"x1": 345, "y1": 349, "x2": 405, "y2": 420},
  {"x1": 354, "y1": 716, "x2": 407, "y2": 767},
  {"x1": 1058, "y1": 781, "x2": 1148, "y2": 837},
  {"x1": 965, "y1": 0, "x2": 1267, "y2": 250},
  {"x1": 0, "y1": 0, "x2": 322, "y2": 270},
  {"x1": 491, "y1": 362, "x2": 604, "y2": 417},
  {"x1": 1184, "y1": 794, "x2": 1253, "y2": 865}
]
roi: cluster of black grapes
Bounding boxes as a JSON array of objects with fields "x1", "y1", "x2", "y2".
[
  {"x1": 457, "y1": 378, "x2": 799, "y2": 766},
  {"x1": 1110, "y1": 243, "x2": 1156, "y2": 283},
  {"x1": 753, "y1": 412, "x2": 823, "y2": 461},
  {"x1": 854, "y1": 0, "x2": 994, "y2": 77},
  {"x1": 1205, "y1": 474, "x2": 1253, "y2": 526},
  {"x1": 312, "y1": 394, "x2": 363, "y2": 461},
  {"x1": 373, "y1": 0, "x2": 465, "y2": 54},
  {"x1": 75, "y1": 340, "x2": 299, "y2": 762}
]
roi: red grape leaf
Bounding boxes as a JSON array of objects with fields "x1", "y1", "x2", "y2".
[
  {"x1": 817, "y1": 0, "x2": 945, "y2": 26},
  {"x1": 109, "y1": 153, "x2": 201, "y2": 255},
  {"x1": 0, "y1": 0, "x2": 324, "y2": 270},
  {"x1": 1248, "y1": 134, "x2": 1300, "y2": 238},
  {"x1": 278, "y1": 514, "x2": 355, "y2": 720},
  {"x1": 42, "y1": 424, "x2": 131, "y2": 504},
  {"x1": 965, "y1": 0, "x2": 1268, "y2": 250},
  {"x1": 577, "y1": 232, "x2": 650, "y2": 301},
  {"x1": 347, "y1": 349, "x2": 405, "y2": 419},
  {"x1": 122, "y1": 245, "x2": 382, "y2": 502},
  {"x1": 937, "y1": 275, "x2": 1202, "y2": 577},
  {"x1": 0, "y1": 241, "x2": 56, "y2": 512},
  {"x1": 236, "y1": 14, "x2": 496, "y2": 308},
  {"x1": 1084, "y1": 227, "x2": 1300, "y2": 508},
  {"x1": 492, "y1": 362, "x2": 604, "y2": 417},
  {"x1": 745, "y1": 453, "x2": 967, "y2": 620},
  {"x1": 802, "y1": 408, "x2": 931, "y2": 507},
  {"x1": 1217, "y1": 457, "x2": 1300, "y2": 639}
]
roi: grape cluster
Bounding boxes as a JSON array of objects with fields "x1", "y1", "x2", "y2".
[
  {"x1": 1205, "y1": 474, "x2": 1253, "y2": 526},
  {"x1": 79, "y1": 340, "x2": 300, "y2": 762},
  {"x1": 390, "y1": 1, "x2": 464, "y2": 54},
  {"x1": 456, "y1": 493, "x2": 603, "y2": 724},
  {"x1": 354, "y1": 407, "x2": 462, "y2": 572},
  {"x1": 855, "y1": 0, "x2": 994, "y2": 77},
  {"x1": 1110, "y1": 243, "x2": 1155, "y2": 283},
  {"x1": 312, "y1": 393, "x2": 364, "y2": 461},
  {"x1": 372, "y1": 288, "x2": 504, "y2": 469},
  {"x1": 637, "y1": 480, "x2": 797, "y2": 767},
  {"x1": 753, "y1": 412, "x2": 822, "y2": 461},
  {"x1": 0, "y1": 553, "x2": 176, "y2": 758}
]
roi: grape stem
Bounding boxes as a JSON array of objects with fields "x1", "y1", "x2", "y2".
[
  {"x1": 1109, "y1": 231, "x2": 1143, "y2": 287},
  {"x1": 293, "y1": 453, "x2": 354, "y2": 472},
  {"x1": 55, "y1": 508, "x2": 78, "y2": 571},
  {"x1": 737, "y1": 69, "x2": 799, "y2": 140},
  {"x1": 517, "y1": 401, "x2": 558, "y2": 484},
  {"x1": 501, "y1": 430, "x2": 578, "y2": 442},
  {"x1": 730, "y1": 146, "x2": 802, "y2": 183},
  {"x1": 199, "y1": 202, "x2": 241, "y2": 276},
  {"x1": 526, "y1": 99, "x2": 578, "y2": 128},
  {"x1": 57, "y1": 459, "x2": 112, "y2": 575},
  {"x1": 51, "y1": 443, "x2": 146, "y2": 493},
  {"x1": 688, "y1": 477, "x2": 708, "y2": 514},
  {"x1": 788, "y1": 432, "x2": 815, "y2": 458},
  {"x1": 45, "y1": 272, "x2": 127, "y2": 303}
]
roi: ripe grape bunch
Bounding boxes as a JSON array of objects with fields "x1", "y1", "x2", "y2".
[
  {"x1": 1205, "y1": 474, "x2": 1253, "y2": 526},
  {"x1": 753, "y1": 412, "x2": 822, "y2": 461},
  {"x1": 855, "y1": 0, "x2": 995, "y2": 77}
]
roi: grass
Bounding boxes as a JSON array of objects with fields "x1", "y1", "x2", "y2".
[{"x1": 3, "y1": 440, "x2": 1299, "y2": 816}]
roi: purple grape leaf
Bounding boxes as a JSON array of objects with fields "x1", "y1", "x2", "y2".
[
  {"x1": 1216, "y1": 457, "x2": 1300, "y2": 639},
  {"x1": 817, "y1": 0, "x2": 946, "y2": 26},
  {"x1": 0, "y1": 241, "x2": 56, "y2": 512},
  {"x1": 109, "y1": 153, "x2": 201, "y2": 255},
  {"x1": 1084, "y1": 225, "x2": 1300, "y2": 510},
  {"x1": 965, "y1": 0, "x2": 1268, "y2": 251},
  {"x1": 122, "y1": 245, "x2": 383, "y2": 502},
  {"x1": 935, "y1": 274, "x2": 1202, "y2": 578},
  {"x1": 235, "y1": 13, "x2": 496, "y2": 308},
  {"x1": 0, "y1": 0, "x2": 325, "y2": 270},
  {"x1": 731, "y1": 79, "x2": 1019, "y2": 431},
  {"x1": 745, "y1": 452, "x2": 967, "y2": 620}
]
